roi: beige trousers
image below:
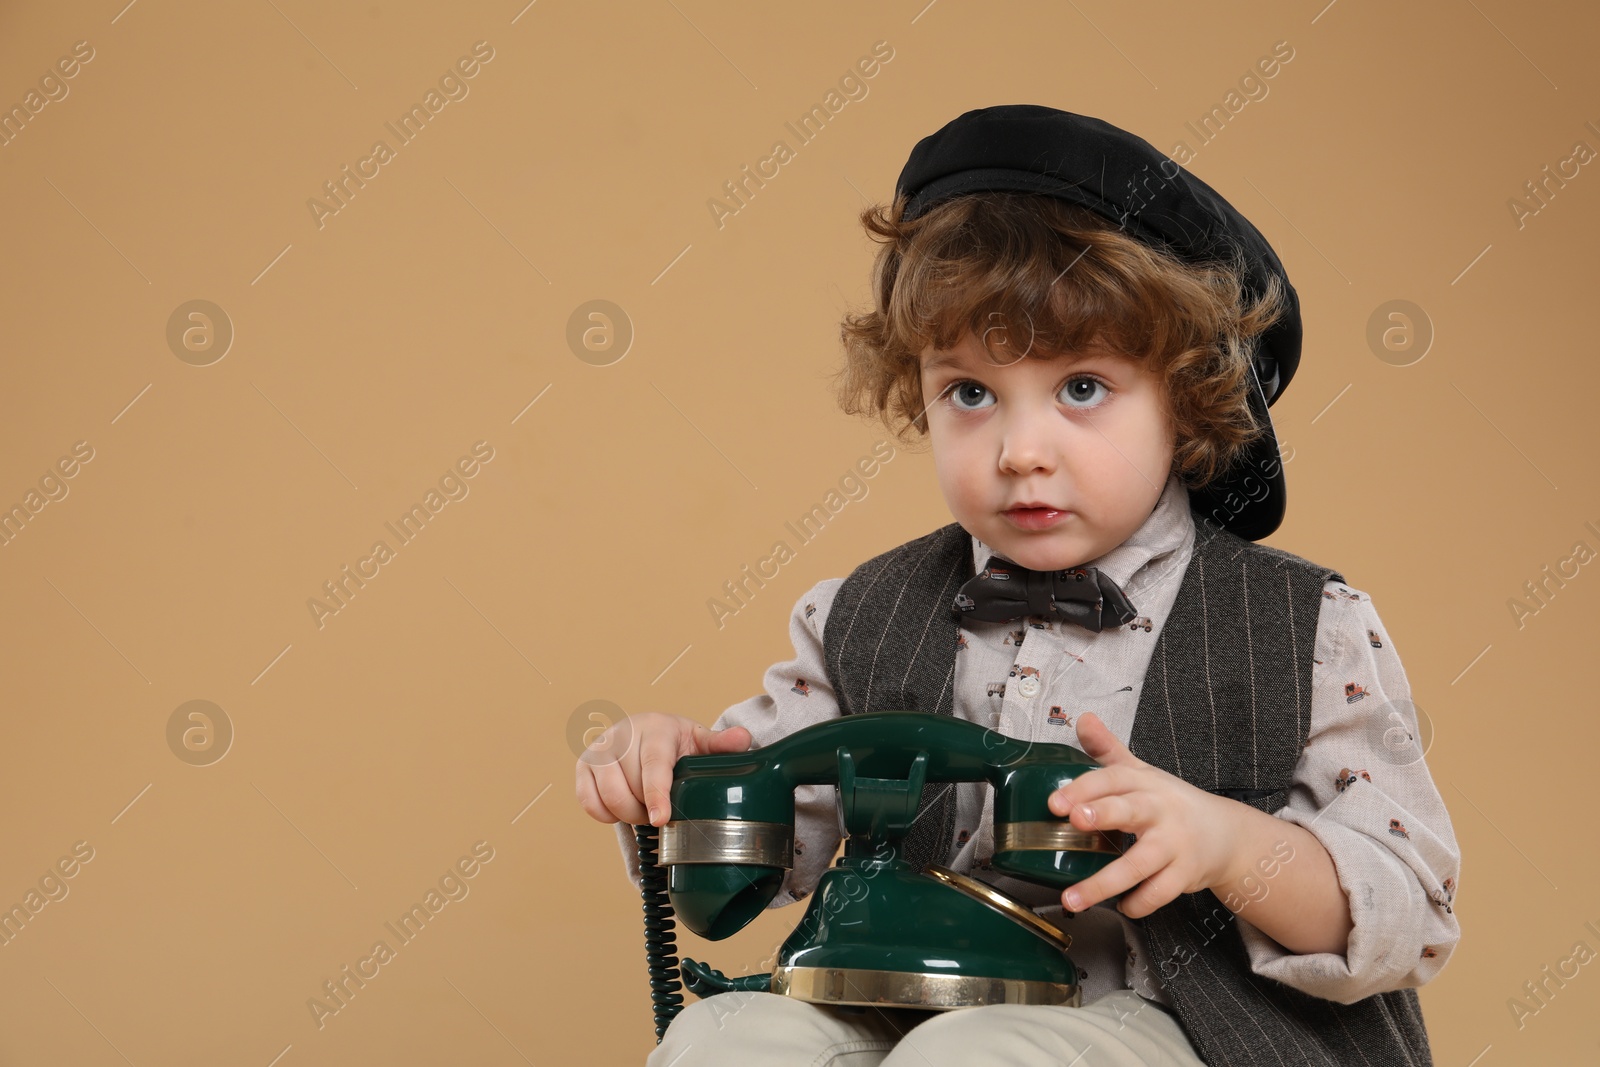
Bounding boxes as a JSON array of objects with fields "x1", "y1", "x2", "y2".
[{"x1": 645, "y1": 988, "x2": 1210, "y2": 1066}]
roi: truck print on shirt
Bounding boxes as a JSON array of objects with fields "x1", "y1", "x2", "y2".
[{"x1": 1335, "y1": 767, "x2": 1372, "y2": 792}]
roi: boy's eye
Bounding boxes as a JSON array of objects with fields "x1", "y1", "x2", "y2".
[
  {"x1": 1059, "y1": 375, "x2": 1109, "y2": 408},
  {"x1": 945, "y1": 380, "x2": 994, "y2": 411}
]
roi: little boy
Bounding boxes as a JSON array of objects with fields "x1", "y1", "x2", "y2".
[{"x1": 577, "y1": 105, "x2": 1461, "y2": 1066}]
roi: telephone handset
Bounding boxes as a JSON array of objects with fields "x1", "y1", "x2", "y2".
[{"x1": 633, "y1": 710, "x2": 1130, "y2": 1042}]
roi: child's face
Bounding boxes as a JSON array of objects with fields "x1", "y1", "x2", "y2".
[{"x1": 919, "y1": 329, "x2": 1176, "y2": 572}]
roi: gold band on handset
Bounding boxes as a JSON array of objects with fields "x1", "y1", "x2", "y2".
[
  {"x1": 659, "y1": 819, "x2": 795, "y2": 869},
  {"x1": 994, "y1": 820, "x2": 1128, "y2": 855}
]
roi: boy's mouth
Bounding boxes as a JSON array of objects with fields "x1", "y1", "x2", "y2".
[{"x1": 1002, "y1": 506, "x2": 1069, "y2": 530}]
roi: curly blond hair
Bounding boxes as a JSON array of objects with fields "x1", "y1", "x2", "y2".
[{"x1": 832, "y1": 191, "x2": 1289, "y2": 493}]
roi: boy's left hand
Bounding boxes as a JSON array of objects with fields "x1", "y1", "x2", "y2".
[{"x1": 1049, "y1": 712, "x2": 1241, "y2": 918}]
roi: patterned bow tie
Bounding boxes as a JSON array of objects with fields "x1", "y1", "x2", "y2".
[{"x1": 951, "y1": 557, "x2": 1139, "y2": 632}]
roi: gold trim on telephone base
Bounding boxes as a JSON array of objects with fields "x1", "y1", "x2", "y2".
[
  {"x1": 771, "y1": 964, "x2": 1082, "y2": 1010},
  {"x1": 921, "y1": 865, "x2": 1072, "y2": 951}
]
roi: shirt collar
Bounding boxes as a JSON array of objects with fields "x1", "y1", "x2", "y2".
[{"x1": 970, "y1": 469, "x2": 1194, "y2": 592}]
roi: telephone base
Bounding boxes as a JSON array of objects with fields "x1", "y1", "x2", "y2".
[{"x1": 771, "y1": 964, "x2": 1081, "y2": 1011}]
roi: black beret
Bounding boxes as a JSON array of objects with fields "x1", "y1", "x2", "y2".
[{"x1": 895, "y1": 104, "x2": 1299, "y2": 541}]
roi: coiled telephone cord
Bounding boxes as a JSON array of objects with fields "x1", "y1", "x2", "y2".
[{"x1": 634, "y1": 823, "x2": 684, "y2": 1043}]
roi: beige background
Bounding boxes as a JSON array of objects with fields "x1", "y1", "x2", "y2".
[{"x1": 1, "y1": 0, "x2": 1595, "y2": 1063}]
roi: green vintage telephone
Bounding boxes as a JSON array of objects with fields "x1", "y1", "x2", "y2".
[{"x1": 633, "y1": 710, "x2": 1129, "y2": 1042}]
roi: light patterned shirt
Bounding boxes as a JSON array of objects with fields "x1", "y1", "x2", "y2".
[{"x1": 614, "y1": 470, "x2": 1462, "y2": 1008}]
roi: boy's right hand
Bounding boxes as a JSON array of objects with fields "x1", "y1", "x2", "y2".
[{"x1": 574, "y1": 712, "x2": 752, "y2": 828}]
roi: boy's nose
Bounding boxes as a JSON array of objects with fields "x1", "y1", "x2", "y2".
[{"x1": 997, "y1": 410, "x2": 1058, "y2": 475}]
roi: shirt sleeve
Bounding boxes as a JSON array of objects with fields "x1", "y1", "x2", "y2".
[
  {"x1": 1234, "y1": 579, "x2": 1463, "y2": 1005},
  {"x1": 613, "y1": 577, "x2": 847, "y2": 907}
]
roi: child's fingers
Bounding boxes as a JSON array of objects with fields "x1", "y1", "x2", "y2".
[
  {"x1": 702, "y1": 724, "x2": 751, "y2": 753},
  {"x1": 574, "y1": 763, "x2": 618, "y2": 824},
  {"x1": 681, "y1": 722, "x2": 717, "y2": 755},
  {"x1": 1068, "y1": 790, "x2": 1151, "y2": 835},
  {"x1": 1062, "y1": 838, "x2": 1166, "y2": 914},
  {"x1": 1048, "y1": 764, "x2": 1139, "y2": 816},
  {"x1": 1111, "y1": 861, "x2": 1186, "y2": 920},
  {"x1": 591, "y1": 759, "x2": 650, "y2": 827},
  {"x1": 1072, "y1": 712, "x2": 1146, "y2": 767},
  {"x1": 632, "y1": 727, "x2": 683, "y2": 826}
]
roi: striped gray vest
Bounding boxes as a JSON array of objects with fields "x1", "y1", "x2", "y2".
[{"x1": 819, "y1": 512, "x2": 1434, "y2": 1067}]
